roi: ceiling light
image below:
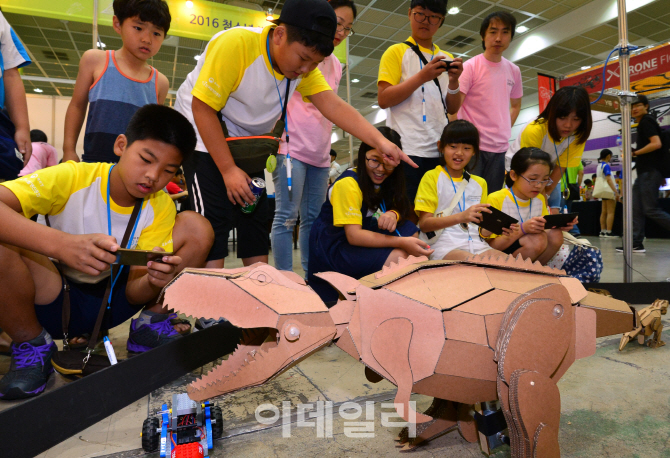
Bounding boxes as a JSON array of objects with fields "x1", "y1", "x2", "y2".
[
  {"x1": 351, "y1": 78, "x2": 359, "y2": 83},
  {"x1": 516, "y1": 25, "x2": 528, "y2": 33},
  {"x1": 371, "y1": 104, "x2": 379, "y2": 109},
  {"x1": 266, "y1": 8, "x2": 273, "y2": 21},
  {"x1": 581, "y1": 65, "x2": 591, "y2": 70},
  {"x1": 194, "y1": 54, "x2": 201, "y2": 60},
  {"x1": 34, "y1": 88, "x2": 43, "y2": 93},
  {"x1": 185, "y1": 0, "x2": 194, "y2": 8},
  {"x1": 448, "y1": 7, "x2": 460, "y2": 15}
]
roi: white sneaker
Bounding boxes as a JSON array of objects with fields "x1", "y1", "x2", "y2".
[
  {"x1": 603, "y1": 232, "x2": 617, "y2": 238},
  {"x1": 599, "y1": 231, "x2": 606, "y2": 238}
]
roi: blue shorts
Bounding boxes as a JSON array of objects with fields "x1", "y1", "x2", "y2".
[{"x1": 35, "y1": 265, "x2": 143, "y2": 339}]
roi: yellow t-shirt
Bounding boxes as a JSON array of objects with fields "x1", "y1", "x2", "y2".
[
  {"x1": 378, "y1": 38, "x2": 454, "y2": 158},
  {"x1": 1, "y1": 162, "x2": 175, "y2": 283},
  {"x1": 486, "y1": 188, "x2": 548, "y2": 239},
  {"x1": 518, "y1": 120, "x2": 585, "y2": 168},
  {"x1": 414, "y1": 167, "x2": 488, "y2": 216},
  {"x1": 330, "y1": 176, "x2": 364, "y2": 227},
  {"x1": 175, "y1": 26, "x2": 332, "y2": 152}
]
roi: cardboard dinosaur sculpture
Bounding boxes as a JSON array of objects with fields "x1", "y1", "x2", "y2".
[
  {"x1": 160, "y1": 254, "x2": 634, "y2": 457},
  {"x1": 619, "y1": 299, "x2": 668, "y2": 350}
]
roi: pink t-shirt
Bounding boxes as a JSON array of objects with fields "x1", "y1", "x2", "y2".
[
  {"x1": 19, "y1": 142, "x2": 58, "y2": 176},
  {"x1": 279, "y1": 54, "x2": 342, "y2": 168},
  {"x1": 458, "y1": 54, "x2": 522, "y2": 153}
]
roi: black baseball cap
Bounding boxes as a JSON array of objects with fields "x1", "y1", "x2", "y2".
[{"x1": 270, "y1": 0, "x2": 337, "y2": 39}]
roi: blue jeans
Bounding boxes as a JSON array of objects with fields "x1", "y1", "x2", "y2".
[{"x1": 271, "y1": 155, "x2": 329, "y2": 272}]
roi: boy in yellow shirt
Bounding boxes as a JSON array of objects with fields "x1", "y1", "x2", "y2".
[{"x1": 0, "y1": 105, "x2": 213, "y2": 400}]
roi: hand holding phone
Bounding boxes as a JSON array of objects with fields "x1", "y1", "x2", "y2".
[{"x1": 114, "y1": 248, "x2": 174, "y2": 266}]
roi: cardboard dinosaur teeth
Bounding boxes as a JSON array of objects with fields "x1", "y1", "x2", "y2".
[{"x1": 162, "y1": 260, "x2": 635, "y2": 455}]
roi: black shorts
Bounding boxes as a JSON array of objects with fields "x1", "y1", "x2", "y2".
[
  {"x1": 183, "y1": 150, "x2": 269, "y2": 261},
  {"x1": 35, "y1": 265, "x2": 142, "y2": 339},
  {"x1": 503, "y1": 239, "x2": 522, "y2": 255}
]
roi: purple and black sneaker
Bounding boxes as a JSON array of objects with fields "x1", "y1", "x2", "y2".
[
  {"x1": 127, "y1": 313, "x2": 182, "y2": 353},
  {"x1": 0, "y1": 336, "x2": 57, "y2": 400}
]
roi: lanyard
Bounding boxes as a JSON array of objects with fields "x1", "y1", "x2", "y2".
[
  {"x1": 266, "y1": 33, "x2": 293, "y2": 190},
  {"x1": 443, "y1": 167, "x2": 471, "y2": 241},
  {"x1": 378, "y1": 200, "x2": 402, "y2": 236},
  {"x1": 106, "y1": 165, "x2": 142, "y2": 304},
  {"x1": 510, "y1": 190, "x2": 531, "y2": 224},
  {"x1": 552, "y1": 137, "x2": 569, "y2": 191},
  {"x1": 418, "y1": 44, "x2": 435, "y2": 123}
]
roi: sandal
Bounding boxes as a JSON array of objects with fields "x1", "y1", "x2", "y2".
[{"x1": 170, "y1": 317, "x2": 192, "y2": 336}]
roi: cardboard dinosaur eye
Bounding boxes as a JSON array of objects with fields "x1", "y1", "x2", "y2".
[
  {"x1": 285, "y1": 325, "x2": 300, "y2": 341},
  {"x1": 552, "y1": 304, "x2": 564, "y2": 318}
]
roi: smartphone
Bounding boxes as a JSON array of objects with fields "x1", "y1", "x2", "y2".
[
  {"x1": 543, "y1": 213, "x2": 579, "y2": 229},
  {"x1": 474, "y1": 207, "x2": 518, "y2": 235},
  {"x1": 440, "y1": 58, "x2": 455, "y2": 70},
  {"x1": 114, "y1": 248, "x2": 173, "y2": 266}
]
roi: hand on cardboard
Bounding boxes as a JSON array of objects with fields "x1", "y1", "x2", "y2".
[
  {"x1": 378, "y1": 211, "x2": 398, "y2": 233},
  {"x1": 399, "y1": 237, "x2": 434, "y2": 258},
  {"x1": 146, "y1": 247, "x2": 182, "y2": 289},
  {"x1": 558, "y1": 216, "x2": 578, "y2": 232},
  {"x1": 15, "y1": 127, "x2": 32, "y2": 167},
  {"x1": 457, "y1": 203, "x2": 491, "y2": 225},
  {"x1": 222, "y1": 165, "x2": 254, "y2": 206},
  {"x1": 522, "y1": 216, "x2": 546, "y2": 234},
  {"x1": 59, "y1": 233, "x2": 119, "y2": 276}
]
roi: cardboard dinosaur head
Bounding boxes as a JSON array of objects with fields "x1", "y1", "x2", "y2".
[{"x1": 161, "y1": 264, "x2": 337, "y2": 401}]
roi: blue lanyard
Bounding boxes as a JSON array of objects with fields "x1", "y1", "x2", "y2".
[
  {"x1": 266, "y1": 33, "x2": 290, "y2": 146},
  {"x1": 418, "y1": 44, "x2": 435, "y2": 124},
  {"x1": 553, "y1": 137, "x2": 569, "y2": 189},
  {"x1": 106, "y1": 165, "x2": 142, "y2": 304},
  {"x1": 443, "y1": 167, "x2": 471, "y2": 241},
  {"x1": 378, "y1": 200, "x2": 402, "y2": 236},
  {"x1": 510, "y1": 190, "x2": 531, "y2": 224}
]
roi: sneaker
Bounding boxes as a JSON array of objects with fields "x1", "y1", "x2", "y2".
[
  {"x1": 616, "y1": 244, "x2": 645, "y2": 253},
  {"x1": 127, "y1": 313, "x2": 181, "y2": 353},
  {"x1": 603, "y1": 232, "x2": 617, "y2": 238},
  {"x1": 599, "y1": 231, "x2": 606, "y2": 238},
  {"x1": 0, "y1": 335, "x2": 57, "y2": 400}
]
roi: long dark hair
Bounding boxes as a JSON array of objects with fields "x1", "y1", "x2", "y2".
[
  {"x1": 505, "y1": 147, "x2": 552, "y2": 188},
  {"x1": 438, "y1": 120, "x2": 480, "y2": 171},
  {"x1": 535, "y1": 86, "x2": 592, "y2": 145},
  {"x1": 356, "y1": 127, "x2": 410, "y2": 220}
]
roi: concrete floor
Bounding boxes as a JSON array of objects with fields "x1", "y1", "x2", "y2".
[{"x1": 2, "y1": 236, "x2": 670, "y2": 458}]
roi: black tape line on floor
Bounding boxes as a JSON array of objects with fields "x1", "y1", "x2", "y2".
[
  {"x1": 0, "y1": 322, "x2": 241, "y2": 458},
  {"x1": 584, "y1": 282, "x2": 670, "y2": 304}
]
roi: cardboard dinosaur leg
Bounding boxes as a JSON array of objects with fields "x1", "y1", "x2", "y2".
[
  {"x1": 648, "y1": 319, "x2": 665, "y2": 348},
  {"x1": 456, "y1": 403, "x2": 479, "y2": 443},
  {"x1": 370, "y1": 318, "x2": 432, "y2": 424},
  {"x1": 509, "y1": 369, "x2": 561, "y2": 458},
  {"x1": 495, "y1": 284, "x2": 573, "y2": 458},
  {"x1": 395, "y1": 399, "x2": 458, "y2": 452}
]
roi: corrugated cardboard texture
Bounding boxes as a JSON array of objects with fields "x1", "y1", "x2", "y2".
[
  {"x1": 486, "y1": 268, "x2": 561, "y2": 295},
  {"x1": 336, "y1": 329, "x2": 360, "y2": 360},
  {"x1": 435, "y1": 340, "x2": 497, "y2": 381},
  {"x1": 314, "y1": 272, "x2": 360, "y2": 300},
  {"x1": 559, "y1": 276, "x2": 588, "y2": 303},
  {"x1": 443, "y1": 311, "x2": 488, "y2": 346},
  {"x1": 485, "y1": 314, "x2": 505, "y2": 349},
  {"x1": 454, "y1": 289, "x2": 520, "y2": 315},
  {"x1": 463, "y1": 253, "x2": 566, "y2": 276},
  {"x1": 575, "y1": 307, "x2": 597, "y2": 360},
  {"x1": 358, "y1": 259, "x2": 454, "y2": 288},
  {"x1": 412, "y1": 374, "x2": 498, "y2": 404}
]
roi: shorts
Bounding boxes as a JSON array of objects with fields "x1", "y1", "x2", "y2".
[
  {"x1": 503, "y1": 239, "x2": 522, "y2": 255},
  {"x1": 403, "y1": 155, "x2": 442, "y2": 203},
  {"x1": 35, "y1": 265, "x2": 142, "y2": 339},
  {"x1": 183, "y1": 150, "x2": 269, "y2": 260},
  {"x1": 430, "y1": 226, "x2": 491, "y2": 260}
]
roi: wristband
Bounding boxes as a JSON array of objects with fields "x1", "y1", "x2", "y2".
[
  {"x1": 447, "y1": 85, "x2": 460, "y2": 95},
  {"x1": 389, "y1": 210, "x2": 400, "y2": 221},
  {"x1": 520, "y1": 222, "x2": 527, "y2": 235}
]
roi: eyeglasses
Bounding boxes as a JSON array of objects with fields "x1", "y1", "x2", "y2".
[
  {"x1": 336, "y1": 23, "x2": 355, "y2": 36},
  {"x1": 411, "y1": 11, "x2": 444, "y2": 26},
  {"x1": 519, "y1": 175, "x2": 553, "y2": 187},
  {"x1": 366, "y1": 157, "x2": 395, "y2": 171}
]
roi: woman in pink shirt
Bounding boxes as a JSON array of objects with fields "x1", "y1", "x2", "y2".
[
  {"x1": 19, "y1": 130, "x2": 58, "y2": 176},
  {"x1": 271, "y1": 0, "x2": 357, "y2": 273}
]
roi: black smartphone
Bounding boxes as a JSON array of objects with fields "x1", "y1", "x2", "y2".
[
  {"x1": 114, "y1": 248, "x2": 173, "y2": 266},
  {"x1": 543, "y1": 213, "x2": 579, "y2": 229},
  {"x1": 440, "y1": 58, "x2": 455, "y2": 70},
  {"x1": 474, "y1": 207, "x2": 518, "y2": 235}
]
